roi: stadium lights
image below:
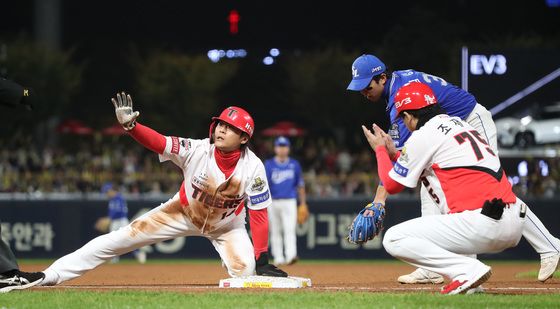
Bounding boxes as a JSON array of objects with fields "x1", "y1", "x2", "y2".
[
  {"x1": 207, "y1": 48, "x2": 279, "y2": 65},
  {"x1": 508, "y1": 176, "x2": 520, "y2": 185},
  {"x1": 270, "y1": 48, "x2": 280, "y2": 57},
  {"x1": 539, "y1": 160, "x2": 549, "y2": 177},
  {"x1": 518, "y1": 161, "x2": 528, "y2": 177},
  {"x1": 207, "y1": 49, "x2": 247, "y2": 63},
  {"x1": 263, "y1": 56, "x2": 274, "y2": 65}
]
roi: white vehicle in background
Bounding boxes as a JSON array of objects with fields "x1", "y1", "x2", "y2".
[{"x1": 496, "y1": 102, "x2": 560, "y2": 148}]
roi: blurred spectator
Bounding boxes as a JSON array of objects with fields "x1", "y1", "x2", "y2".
[{"x1": 0, "y1": 134, "x2": 558, "y2": 198}]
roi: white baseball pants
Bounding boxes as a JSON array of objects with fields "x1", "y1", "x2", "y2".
[
  {"x1": 268, "y1": 198, "x2": 297, "y2": 265},
  {"x1": 383, "y1": 199, "x2": 526, "y2": 281},
  {"x1": 42, "y1": 193, "x2": 255, "y2": 285}
]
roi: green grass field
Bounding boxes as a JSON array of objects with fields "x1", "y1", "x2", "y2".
[{"x1": 3, "y1": 291, "x2": 560, "y2": 309}]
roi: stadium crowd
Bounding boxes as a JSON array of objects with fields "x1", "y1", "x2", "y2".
[{"x1": 0, "y1": 136, "x2": 559, "y2": 198}]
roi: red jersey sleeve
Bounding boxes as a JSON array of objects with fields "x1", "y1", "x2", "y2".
[
  {"x1": 376, "y1": 146, "x2": 405, "y2": 194},
  {"x1": 248, "y1": 208, "x2": 269, "y2": 259}
]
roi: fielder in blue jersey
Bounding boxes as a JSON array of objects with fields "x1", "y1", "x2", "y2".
[
  {"x1": 264, "y1": 136, "x2": 308, "y2": 266},
  {"x1": 104, "y1": 183, "x2": 128, "y2": 222},
  {"x1": 347, "y1": 54, "x2": 560, "y2": 284},
  {"x1": 101, "y1": 182, "x2": 147, "y2": 264}
]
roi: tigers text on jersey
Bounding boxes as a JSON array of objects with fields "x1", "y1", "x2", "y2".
[
  {"x1": 389, "y1": 115, "x2": 515, "y2": 213},
  {"x1": 384, "y1": 70, "x2": 477, "y2": 149},
  {"x1": 159, "y1": 137, "x2": 271, "y2": 233}
]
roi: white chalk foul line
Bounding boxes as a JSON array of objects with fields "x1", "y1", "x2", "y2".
[
  {"x1": 319, "y1": 286, "x2": 560, "y2": 292},
  {"x1": 319, "y1": 287, "x2": 434, "y2": 291},
  {"x1": 38, "y1": 285, "x2": 220, "y2": 290},
  {"x1": 491, "y1": 287, "x2": 560, "y2": 291}
]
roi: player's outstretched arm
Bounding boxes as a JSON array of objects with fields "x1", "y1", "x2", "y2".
[{"x1": 111, "y1": 91, "x2": 166, "y2": 154}]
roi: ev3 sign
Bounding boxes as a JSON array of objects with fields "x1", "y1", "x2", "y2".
[{"x1": 470, "y1": 54, "x2": 507, "y2": 75}]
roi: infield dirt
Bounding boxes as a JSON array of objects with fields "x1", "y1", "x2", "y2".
[{"x1": 23, "y1": 261, "x2": 559, "y2": 295}]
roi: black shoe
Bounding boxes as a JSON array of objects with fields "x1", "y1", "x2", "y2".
[
  {"x1": 256, "y1": 253, "x2": 288, "y2": 277},
  {"x1": 0, "y1": 270, "x2": 45, "y2": 293}
]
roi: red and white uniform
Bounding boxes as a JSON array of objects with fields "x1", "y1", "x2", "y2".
[
  {"x1": 42, "y1": 122, "x2": 271, "y2": 285},
  {"x1": 389, "y1": 115, "x2": 515, "y2": 214},
  {"x1": 161, "y1": 136, "x2": 271, "y2": 233},
  {"x1": 409, "y1": 92, "x2": 559, "y2": 262},
  {"x1": 379, "y1": 114, "x2": 526, "y2": 283},
  {"x1": 418, "y1": 103, "x2": 498, "y2": 216}
]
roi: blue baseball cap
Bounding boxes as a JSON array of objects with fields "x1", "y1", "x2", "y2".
[
  {"x1": 347, "y1": 54, "x2": 387, "y2": 91},
  {"x1": 101, "y1": 182, "x2": 113, "y2": 194},
  {"x1": 274, "y1": 136, "x2": 290, "y2": 147}
]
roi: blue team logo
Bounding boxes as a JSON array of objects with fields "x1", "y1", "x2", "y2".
[
  {"x1": 271, "y1": 169, "x2": 295, "y2": 184},
  {"x1": 250, "y1": 190, "x2": 270, "y2": 205},
  {"x1": 393, "y1": 162, "x2": 409, "y2": 177},
  {"x1": 352, "y1": 66, "x2": 359, "y2": 78}
]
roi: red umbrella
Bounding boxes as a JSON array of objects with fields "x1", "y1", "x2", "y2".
[
  {"x1": 102, "y1": 123, "x2": 126, "y2": 136},
  {"x1": 56, "y1": 119, "x2": 93, "y2": 135},
  {"x1": 261, "y1": 121, "x2": 307, "y2": 137}
]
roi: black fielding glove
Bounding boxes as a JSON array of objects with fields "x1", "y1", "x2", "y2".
[{"x1": 255, "y1": 252, "x2": 288, "y2": 277}]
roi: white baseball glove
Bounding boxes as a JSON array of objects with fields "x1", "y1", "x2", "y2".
[{"x1": 111, "y1": 91, "x2": 139, "y2": 131}]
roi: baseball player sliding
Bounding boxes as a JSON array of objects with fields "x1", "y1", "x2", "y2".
[
  {"x1": 40, "y1": 93, "x2": 287, "y2": 285},
  {"x1": 264, "y1": 136, "x2": 308, "y2": 266},
  {"x1": 361, "y1": 82, "x2": 526, "y2": 294},
  {"x1": 347, "y1": 54, "x2": 560, "y2": 283}
]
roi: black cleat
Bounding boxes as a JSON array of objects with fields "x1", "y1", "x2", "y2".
[{"x1": 0, "y1": 270, "x2": 45, "y2": 293}]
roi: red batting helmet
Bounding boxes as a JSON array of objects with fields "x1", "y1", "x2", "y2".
[
  {"x1": 209, "y1": 106, "x2": 255, "y2": 140},
  {"x1": 394, "y1": 82, "x2": 438, "y2": 117}
]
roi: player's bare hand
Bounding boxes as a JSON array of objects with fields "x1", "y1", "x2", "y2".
[
  {"x1": 382, "y1": 133, "x2": 398, "y2": 159},
  {"x1": 111, "y1": 91, "x2": 139, "y2": 131},
  {"x1": 362, "y1": 123, "x2": 386, "y2": 152}
]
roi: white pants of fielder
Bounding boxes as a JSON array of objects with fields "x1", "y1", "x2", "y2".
[
  {"x1": 384, "y1": 199, "x2": 526, "y2": 281},
  {"x1": 42, "y1": 193, "x2": 255, "y2": 285},
  {"x1": 268, "y1": 198, "x2": 297, "y2": 265},
  {"x1": 420, "y1": 103, "x2": 560, "y2": 258}
]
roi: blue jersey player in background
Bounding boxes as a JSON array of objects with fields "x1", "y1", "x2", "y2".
[
  {"x1": 101, "y1": 182, "x2": 147, "y2": 264},
  {"x1": 346, "y1": 54, "x2": 560, "y2": 285},
  {"x1": 264, "y1": 136, "x2": 308, "y2": 266}
]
